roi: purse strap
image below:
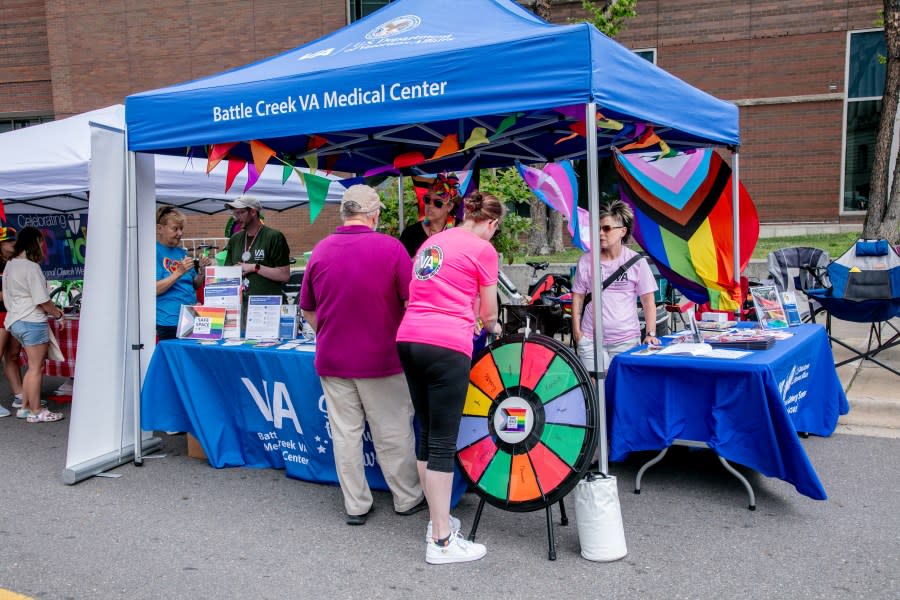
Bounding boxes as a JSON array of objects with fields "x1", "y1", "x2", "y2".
[{"x1": 602, "y1": 254, "x2": 644, "y2": 290}]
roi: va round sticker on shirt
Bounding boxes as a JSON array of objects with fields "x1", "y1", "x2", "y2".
[{"x1": 414, "y1": 245, "x2": 443, "y2": 280}]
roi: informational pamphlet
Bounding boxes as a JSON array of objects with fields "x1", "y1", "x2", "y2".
[
  {"x1": 749, "y1": 285, "x2": 789, "y2": 329},
  {"x1": 780, "y1": 290, "x2": 803, "y2": 326},
  {"x1": 204, "y1": 266, "x2": 243, "y2": 339},
  {"x1": 245, "y1": 295, "x2": 282, "y2": 339},
  {"x1": 278, "y1": 304, "x2": 300, "y2": 340},
  {"x1": 176, "y1": 305, "x2": 227, "y2": 340}
]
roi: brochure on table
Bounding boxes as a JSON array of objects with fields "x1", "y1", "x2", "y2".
[
  {"x1": 204, "y1": 265, "x2": 242, "y2": 338},
  {"x1": 176, "y1": 305, "x2": 227, "y2": 340},
  {"x1": 245, "y1": 295, "x2": 282, "y2": 340},
  {"x1": 279, "y1": 305, "x2": 300, "y2": 340},
  {"x1": 749, "y1": 285, "x2": 789, "y2": 329},
  {"x1": 779, "y1": 291, "x2": 803, "y2": 326}
]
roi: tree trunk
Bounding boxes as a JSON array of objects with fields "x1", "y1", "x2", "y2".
[
  {"x1": 863, "y1": 0, "x2": 900, "y2": 244},
  {"x1": 528, "y1": 200, "x2": 551, "y2": 255},
  {"x1": 549, "y1": 210, "x2": 565, "y2": 253}
]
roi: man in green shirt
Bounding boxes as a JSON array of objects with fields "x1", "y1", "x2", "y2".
[{"x1": 224, "y1": 197, "x2": 291, "y2": 324}]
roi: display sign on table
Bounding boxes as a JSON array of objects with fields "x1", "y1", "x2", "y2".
[
  {"x1": 204, "y1": 265, "x2": 242, "y2": 338},
  {"x1": 245, "y1": 295, "x2": 282, "y2": 339},
  {"x1": 750, "y1": 285, "x2": 789, "y2": 329},
  {"x1": 177, "y1": 306, "x2": 227, "y2": 339}
]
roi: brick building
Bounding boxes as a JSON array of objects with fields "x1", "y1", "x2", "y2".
[{"x1": 0, "y1": 0, "x2": 890, "y2": 253}]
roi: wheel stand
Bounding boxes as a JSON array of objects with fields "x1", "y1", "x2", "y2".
[{"x1": 467, "y1": 496, "x2": 569, "y2": 560}]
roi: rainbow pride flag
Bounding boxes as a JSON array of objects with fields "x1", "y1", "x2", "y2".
[{"x1": 614, "y1": 149, "x2": 759, "y2": 311}]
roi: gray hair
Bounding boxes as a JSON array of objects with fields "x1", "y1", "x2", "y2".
[{"x1": 340, "y1": 203, "x2": 379, "y2": 221}]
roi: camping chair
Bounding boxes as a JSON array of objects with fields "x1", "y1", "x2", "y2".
[
  {"x1": 805, "y1": 239, "x2": 900, "y2": 376},
  {"x1": 767, "y1": 246, "x2": 831, "y2": 322}
]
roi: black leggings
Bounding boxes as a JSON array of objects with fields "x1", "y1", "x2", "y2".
[{"x1": 397, "y1": 342, "x2": 471, "y2": 473}]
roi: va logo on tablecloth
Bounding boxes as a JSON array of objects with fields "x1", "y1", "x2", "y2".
[
  {"x1": 778, "y1": 363, "x2": 810, "y2": 414},
  {"x1": 242, "y1": 378, "x2": 303, "y2": 434}
]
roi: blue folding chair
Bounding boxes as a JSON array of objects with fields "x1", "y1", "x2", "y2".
[{"x1": 805, "y1": 239, "x2": 900, "y2": 376}]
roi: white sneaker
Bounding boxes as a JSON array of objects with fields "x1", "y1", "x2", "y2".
[
  {"x1": 425, "y1": 531, "x2": 486, "y2": 565},
  {"x1": 425, "y1": 515, "x2": 462, "y2": 543},
  {"x1": 16, "y1": 408, "x2": 32, "y2": 419},
  {"x1": 0, "y1": 404, "x2": 9, "y2": 418}
]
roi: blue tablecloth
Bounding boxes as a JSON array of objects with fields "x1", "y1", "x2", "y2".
[
  {"x1": 141, "y1": 340, "x2": 466, "y2": 505},
  {"x1": 605, "y1": 324, "x2": 849, "y2": 500}
]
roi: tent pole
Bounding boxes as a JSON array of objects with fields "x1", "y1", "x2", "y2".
[
  {"x1": 585, "y1": 102, "x2": 608, "y2": 475},
  {"x1": 732, "y1": 150, "x2": 741, "y2": 320},
  {"x1": 124, "y1": 135, "x2": 144, "y2": 466},
  {"x1": 397, "y1": 175, "x2": 404, "y2": 230}
]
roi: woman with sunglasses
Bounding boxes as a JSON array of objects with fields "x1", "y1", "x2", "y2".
[
  {"x1": 571, "y1": 199, "x2": 658, "y2": 373},
  {"x1": 399, "y1": 174, "x2": 460, "y2": 258},
  {"x1": 155, "y1": 206, "x2": 211, "y2": 340},
  {"x1": 396, "y1": 191, "x2": 505, "y2": 564}
]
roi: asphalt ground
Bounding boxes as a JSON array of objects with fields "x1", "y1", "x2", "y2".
[{"x1": 1, "y1": 366, "x2": 898, "y2": 600}]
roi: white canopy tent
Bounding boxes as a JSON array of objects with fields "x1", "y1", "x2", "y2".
[
  {"x1": 0, "y1": 105, "x2": 343, "y2": 215},
  {"x1": 0, "y1": 105, "x2": 343, "y2": 483}
]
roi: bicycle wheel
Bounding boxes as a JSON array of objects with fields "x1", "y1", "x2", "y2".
[{"x1": 456, "y1": 333, "x2": 597, "y2": 512}]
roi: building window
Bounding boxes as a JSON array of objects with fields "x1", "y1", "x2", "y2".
[
  {"x1": 349, "y1": 0, "x2": 392, "y2": 22},
  {"x1": 0, "y1": 115, "x2": 53, "y2": 134},
  {"x1": 634, "y1": 48, "x2": 656, "y2": 64},
  {"x1": 842, "y1": 29, "x2": 886, "y2": 213}
]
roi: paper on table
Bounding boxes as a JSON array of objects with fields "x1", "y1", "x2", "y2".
[{"x1": 657, "y1": 342, "x2": 713, "y2": 356}]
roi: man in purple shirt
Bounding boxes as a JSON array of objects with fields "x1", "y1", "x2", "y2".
[{"x1": 300, "y1": 185, "x2": 425, "y2": 525}]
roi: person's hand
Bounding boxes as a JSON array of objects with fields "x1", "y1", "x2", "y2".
[
  {"x1": 490, "y1": 321, "x2": 502, "y2": 336},
  {"x1": 198, "y1": 256, "x2": 213, "y2": 268},
  {"x1": 573, "y1": 327, "x2": 583, "y2": 344},
  {"x1": 644, "y1": 333, "x2": 660, "y2": 346},
  {"x1": 49, "y1": 305, "x2": 64, "y2": 319},
  {"x1": 176, "y1": 257, "x2": 192, "y2": 275}
]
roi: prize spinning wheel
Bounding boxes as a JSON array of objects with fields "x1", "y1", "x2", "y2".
[{"x1": 456, "y1": 333, "x2": 598, "y2": 514}]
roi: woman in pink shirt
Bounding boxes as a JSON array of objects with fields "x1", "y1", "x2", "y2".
[{"x1": 396, "y1": 191, "x2": 505, "y2": 565}]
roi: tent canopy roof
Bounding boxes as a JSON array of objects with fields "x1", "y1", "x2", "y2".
[
  {"x1": 125, "y1": 0, "x2": 738, "y2": 174},
  {"x1": 0, "y1": 106, "x2": 342, "y2": 215}
]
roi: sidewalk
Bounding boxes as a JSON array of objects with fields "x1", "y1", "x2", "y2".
[{"x1": 828, "y1": 316, "x2": 900, "y2": 437}]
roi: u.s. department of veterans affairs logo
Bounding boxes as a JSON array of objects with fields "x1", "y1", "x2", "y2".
[
  {"x1": 366, "y1": 15, "x2": 421, "y2": 40},
  {"x1": 414, "y1": 245, "x2": 443, "y2": 280}
]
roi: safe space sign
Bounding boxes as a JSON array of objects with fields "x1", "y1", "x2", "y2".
[{"x1": 10, "y1": 213, "x2": 88, "y2": 280}]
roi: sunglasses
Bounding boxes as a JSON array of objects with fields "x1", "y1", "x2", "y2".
[
  {"x1": 600, "y1": 224, "x2": 626, "y2": 233},
  {"x1": 424, "y1": 196, "x2": 448, "y2": 209}
]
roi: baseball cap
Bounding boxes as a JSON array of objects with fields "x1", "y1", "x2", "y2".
[
  {"x1": 341, "y1": 185, "x2": 385, "y2": 214},
  {"x1": 0, "y1": 226, "x2": 17, "y2": 243},
  {"x1": 225, "y1": 196, "x2": 262, "y2": 211}
]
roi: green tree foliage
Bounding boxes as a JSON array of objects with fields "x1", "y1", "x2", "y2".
[
  {"x1": 579, "y1": 0, "x2": 638, "y2": 37},
  {"x1": 479, "y1": 168, "x2": 535, "y2": 263}
]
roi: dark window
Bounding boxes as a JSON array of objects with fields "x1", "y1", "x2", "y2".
[
  {"x1": 634, "y1": 49, "x2": 656, "y2": 64},
  {"x1": 842, "y1": 30, "x2": 886, "y2": 212},
  {"x1": 350, "y1": 0, "x2": 392, "y2": 22},
  {"x1": 0, "y1": 115, "x2": 54, "y2": 134}
]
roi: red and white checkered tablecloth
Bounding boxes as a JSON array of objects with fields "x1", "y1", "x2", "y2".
[{"x1": 18, "y1": 317, "x2": 79, "y2": 378}]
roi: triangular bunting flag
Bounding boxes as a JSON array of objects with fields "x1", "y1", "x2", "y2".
[
  {"x1": 304, "y1": 153, "x2": 318, "y2": 173},
  {"x1": 207, "y1": 142, "x2": 238, "y2": 174},
  {"x1": 463, "y1": 127, "x2": 489, "y2": 150},
  {"x1": 249, "y1": 140, "x2": 276, "y2": 176},
  {"x1": 430, "y1": 134, "x2": 459, "y2": 160},
  {"x1": 243, "y1": 162, "x2": 260, "y2": 193},
  {"x1": 293, "y1": 167, "x2": 306, "y2": 187},
  {"x1": 304, "y1": 173, "x2": 332, "y2": 224},
  {"x1": 324, "y1": 154, "x2": 339, "y2": 174},
  {"x1": 225, "y1": 158, "x2": 246, "y2": 193},
  {"x1": 307, "y1": 135, "x2": 329, "y2": 151},
  {"x1": 281, "y1": 158, "x2": 295, "y2": 184},
  {"x1": 0, "y1": 199, "x2": 6, "y2": 224},
  {"x1": 394, "y1": 151, "x2": 426, "y2": 169},
  {"x1": 490, "y1": 113, "x2": 522, "y2": 140}
]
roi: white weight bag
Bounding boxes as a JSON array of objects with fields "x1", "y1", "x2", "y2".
[{"x1": 573, "y1": 473, "x2": 627, "y2": 561}]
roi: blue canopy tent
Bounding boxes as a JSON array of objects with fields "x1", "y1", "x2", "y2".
[{"x1": 71, "y1": 0, "x2": 741, "y2": 484}]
